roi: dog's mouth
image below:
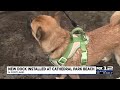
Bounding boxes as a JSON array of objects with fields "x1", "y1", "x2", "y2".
[
  {"x1": 43, "y1": 48, "x2": 56, "y2": 55},
  {"x1": 42, "y1": 44, "x2": 61, "y2": 56},
  {"x1": 50, "y1": 47, "x2": 58, "y2": 54}
]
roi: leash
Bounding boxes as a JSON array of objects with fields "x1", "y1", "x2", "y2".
[{"x1": 62, "y1": 11, "x2": 79, "y2": 27}]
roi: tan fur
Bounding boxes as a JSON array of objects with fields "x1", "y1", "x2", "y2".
[{"x1": 31, "y1": 11, "x2": 120, "y2": 79}]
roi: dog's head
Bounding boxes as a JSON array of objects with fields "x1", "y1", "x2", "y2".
[{"x1": 31, "y1": 12, "x2": 67, "y2": 54}]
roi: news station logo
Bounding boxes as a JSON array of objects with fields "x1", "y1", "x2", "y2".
[{"x1": 96, "y1": 66, "x2": 113, "y2": 74}]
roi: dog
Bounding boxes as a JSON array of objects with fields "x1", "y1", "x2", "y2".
[{"x1": 31, "y1": 11, "x2": 120, "y2": 79}]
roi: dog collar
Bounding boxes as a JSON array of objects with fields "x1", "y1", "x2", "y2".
[{"x1": 49, "y1": 27, "x2": 89, "y2": 66}]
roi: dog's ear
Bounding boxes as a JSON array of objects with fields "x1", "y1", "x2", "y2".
[
  {"x1": 36, "y1": 27, "x2": 45, "y2": 41},
  {"x1": 110, "y1": 11, "x2": 120, "y2": 26},
  {"x1": 53, "y1": 11, "x2": 62, "y2": 25}
]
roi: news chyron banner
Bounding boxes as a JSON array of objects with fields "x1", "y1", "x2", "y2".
[{"x1": 7, "y1": 66, "x2": 113, "y2": 75}]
